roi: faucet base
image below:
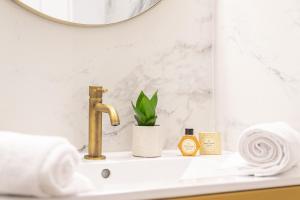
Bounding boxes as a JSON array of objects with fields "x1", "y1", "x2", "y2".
[{"x1": 84, "y1": 155, "x2": 106, "y2": 160}]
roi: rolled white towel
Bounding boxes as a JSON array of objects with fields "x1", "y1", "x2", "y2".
[
  {"x1": 238, "y1": 122, "x2": 300, "y2": 176},
  {"x1": 0, "y1": 132, "x2": 94, "y2": 197}
]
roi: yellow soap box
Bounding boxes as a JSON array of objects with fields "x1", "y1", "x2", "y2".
[{"x1": 198, "y1": 132, "x2": 221, "y2": 155}]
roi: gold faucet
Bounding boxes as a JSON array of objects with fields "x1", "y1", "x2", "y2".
[{"x1": 84, "y1": 86, "x2": 120, "y2": 160}]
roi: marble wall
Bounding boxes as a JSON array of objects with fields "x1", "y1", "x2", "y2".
[
  {"x1": 0, "y1": 0, "x2": 213, "y2": 151},
  {"x1": 216, "y1": 0, "x2": 300, "y2": 150}
]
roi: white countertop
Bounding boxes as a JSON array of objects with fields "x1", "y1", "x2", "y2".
[{"x1": 1, "y1": 151, "x2": 300, "y2": 200}]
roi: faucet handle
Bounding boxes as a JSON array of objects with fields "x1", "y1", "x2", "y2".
[
  {"x1": 102, "y1": 88, "x2": 108, "y2": 93},
  {"x1": 89, "y1": 86, "x2": 107, "y2": 98}
]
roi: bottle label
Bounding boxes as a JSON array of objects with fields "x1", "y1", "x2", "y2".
[{"x1": 182, "y1": 139, "x2": 196, "y2": 154}]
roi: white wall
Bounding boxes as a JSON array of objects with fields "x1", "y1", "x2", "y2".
[
  {"x1": 216, "y1": 0, "x2": 300, "y2": 150},
  {"x1": 0, "y1": 0, "x2": 213, "y2": 151}
]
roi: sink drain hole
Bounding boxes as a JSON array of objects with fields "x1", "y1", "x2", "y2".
[{"x1": 101, "y1": 169, "x2": 111, "y2": 178}]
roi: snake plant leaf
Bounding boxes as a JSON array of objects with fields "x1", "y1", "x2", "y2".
[
  {"x1": 132, "y1": 90, "x2": 158, "y2": 126},
  {"x1": 131, "y1": 101, "x2": 146, "y2": 122},
  {"x1": 134, "y1": 115, "x2": 143, "y2": 126},
  {"x1": 136, "y1": 91, "x2": 146, "y2": 111},
  {"x1": 140, "y1": 97, "x2": 155, "y2": 119},
  {"x1": 144, "y1": 116, "x2": 157, "y2": 126},
  {"x1": 150, "y1": 90, "x2": 158, "y2": 110}
]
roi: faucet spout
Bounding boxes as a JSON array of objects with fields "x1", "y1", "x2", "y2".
[{"x1": 95, "y1": 103, "x2": 120, "y2": 126}]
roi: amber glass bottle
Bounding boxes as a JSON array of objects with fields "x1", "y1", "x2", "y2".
[{"x1": 178, "y1": 129, "x2": 200, "y2": 156}]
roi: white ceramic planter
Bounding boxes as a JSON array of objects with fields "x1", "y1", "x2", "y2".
[{"x1": 132, "y1": 125, "x2": 164, "y2": 157}]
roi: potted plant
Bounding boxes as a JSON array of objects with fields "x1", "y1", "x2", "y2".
[{"x1": 131, "y1": 90, "x2": 164, "y2": 157}]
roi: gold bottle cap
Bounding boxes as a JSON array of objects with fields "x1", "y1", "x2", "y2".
[{"x1": 185, "y1": 128, "x2": 194, "y2": 135}]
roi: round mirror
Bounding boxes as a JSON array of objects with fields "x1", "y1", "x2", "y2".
[{"x1": 14, "y1": 0, "x2": 161, "y2": 26}]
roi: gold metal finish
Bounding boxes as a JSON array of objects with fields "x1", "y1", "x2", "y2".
[
  {"x1": 84, "y1": 86, "x2": 120, "y2": 160},
  {"x1": 166, "y1": 185, "x2": 300, "y2": 200}
]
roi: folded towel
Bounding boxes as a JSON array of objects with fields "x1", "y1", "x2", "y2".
[
  {"x1": 0, "y1": 132, "x2": 94, "y2": 197},
  {"x1": 238, "y1": 122, "x2": 300, "y2": 176}
]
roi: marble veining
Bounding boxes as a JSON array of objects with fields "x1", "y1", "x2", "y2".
[
  {"x1": 216, "y1": 0, "x2": 300, "y2": 150},
  {"x1": 103, "y1": 41, "x2": 213, "y2": 151},
  {"x1": 226, "y1": 21, "x2": 299, "y2": 89},
  {"x1": 0, "y1": 0, "x2": 213, "y2": 152}
]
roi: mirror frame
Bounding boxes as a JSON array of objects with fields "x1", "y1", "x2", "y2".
[{"x1": 13, "y1": 0, "x2": 161, "y2": 27}]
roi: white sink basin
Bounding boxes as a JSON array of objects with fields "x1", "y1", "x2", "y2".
[
  {"x1": 76, "y1": 150, "x2": 300, "y2": 200},
  {"x1": 79, "y1": 151, "x2": 191, "y2": 190},
  {"x1": 2, "y1": 151, "x2": 300, "y2": 200}
]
